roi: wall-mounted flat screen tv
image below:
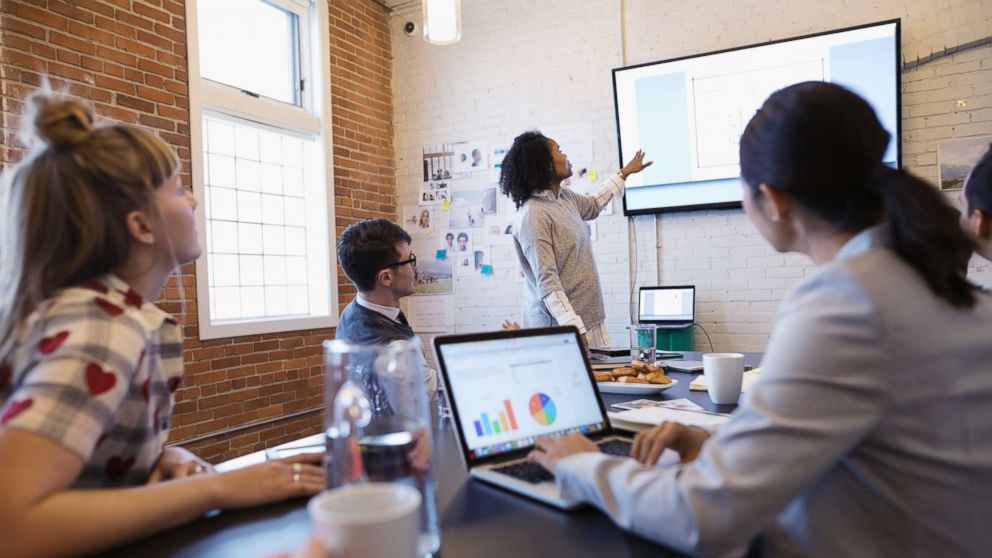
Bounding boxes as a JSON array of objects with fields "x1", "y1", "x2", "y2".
[{"x1": 614, "y1": 20, "x2": 901, "y2": 215}]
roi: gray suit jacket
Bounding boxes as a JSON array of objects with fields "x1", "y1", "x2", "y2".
[{"x1": 556, "y1": 226, "x2": 992, "y2": 557}]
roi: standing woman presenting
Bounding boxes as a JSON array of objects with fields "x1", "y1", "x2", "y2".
[{"x1": 499, "y1": 131, "x2": 651, "y2": 347}]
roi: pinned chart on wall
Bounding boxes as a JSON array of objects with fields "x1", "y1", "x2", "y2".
[{"x1": 401, "y1": 295, "x2": 454, "y2": 333}]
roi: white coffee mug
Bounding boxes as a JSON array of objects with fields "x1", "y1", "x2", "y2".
[
  {"x1": 703, "y1": 353, "x2": 745, "y2": 404},
  {"x1": 308, "y1": 482, "x2": 421, "y2": 558}
]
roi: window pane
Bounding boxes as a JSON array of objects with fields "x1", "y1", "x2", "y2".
[
  {"x1": 241, "y1": 286, "x2": 266, "y2": 317},
  {"x1": 238, "y1": 223, "x2": 263, "y2": 254},
  {"x1": 237, "y1": 191, "x2": 262, "y2": 223},
  {"x1": 212, "y1": 254, "x2": 240, "y2": 286},
  {"x1": 198, "y1": 0, "x2": 298, "y2": 105},
  {"x1": 264, "y1": 255, "x2": 287, "y2": 285},
  {"x1": 265, "y1": 286, "x2": 288, "y2": 316},
  {"x1": 287, "y1": 286, "x2": 309, "y2": 315},
  {"x1": 209, "y1": 187, "x2": 238, "y2": 221},
  {"x1": 240, "y1": 255, "x2": 264, "y2": 285},
  {"x1": 261, "y1": 194, "x2": 285, "y2": 225},
  {"x1": 210, "y1": 220, "x2": 239, "y2": 254},
  {"x1": 262, "y1": 225, "x2": 286, "y2": 255},
  {"x1": 214, "y1": 286, "x2": 242, "y2": 320}
]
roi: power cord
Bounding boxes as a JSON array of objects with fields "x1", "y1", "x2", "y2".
[{"x1": 693, "y1": 323, "x2": 714, "y2": 352}]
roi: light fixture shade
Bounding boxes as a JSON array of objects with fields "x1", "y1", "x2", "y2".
[{"x1": 422, "y1": 0, "x2": 461, "y2": 45}]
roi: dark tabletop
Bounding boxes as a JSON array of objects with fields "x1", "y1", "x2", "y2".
[{"x1": 106, "y1": 353, "x2": 760, "y2": 558}]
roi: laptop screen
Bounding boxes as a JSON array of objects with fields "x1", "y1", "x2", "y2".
[
  {"x1": 436, "y1": 329, "x2": 608, "y2": 462},
  {"x1": 639, "y1": 286, "x2": 695, "y2": 324}
]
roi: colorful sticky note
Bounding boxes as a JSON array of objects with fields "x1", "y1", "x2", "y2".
[
  {"x1": 481, "y1": 265, "x2": 493, "y2": 275},
  {"x1": 442, "y1": 198, "x2": 451, "y2": 210},
  {"x1": 436, "y1": 249, "x2": 447, "y2": 260},
  {"x1": 587, "y1": 168, "x2": 599, "y2": 181}
]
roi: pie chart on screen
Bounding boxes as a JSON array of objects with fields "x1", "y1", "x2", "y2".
[{"x1": 529, "y1": 393, "x2": 557, "y2": 426}]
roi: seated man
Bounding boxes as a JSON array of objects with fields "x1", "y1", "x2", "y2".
[
  {"x1": 336, "y1": 218, "x2": 437, "y2": 393},
  {"x1": 961, "y1": 146, "x2": 992, "y2": 265}
]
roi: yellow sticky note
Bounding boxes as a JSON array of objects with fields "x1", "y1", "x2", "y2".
[
  {"x1": 442, "y1": 198, "x2": 450, "y2": 210},
  {"x1": 587, "y1": 168, "x2": 598, "y2": 181}
]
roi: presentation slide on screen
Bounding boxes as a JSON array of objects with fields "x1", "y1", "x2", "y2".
[
  {"x1": 440, "y1": 334, "x2": 603, "y2": 454},
  {"x1": 615, "y1": 23, "x2": 898, "y2": 213},
  {"x1": 640, "y1": 289, "x2": 693, "y2": 321}
]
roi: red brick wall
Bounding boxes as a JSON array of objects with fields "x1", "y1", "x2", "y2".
[{"x1": 0, "y1": 0, "x2": 395, "y2": 462}]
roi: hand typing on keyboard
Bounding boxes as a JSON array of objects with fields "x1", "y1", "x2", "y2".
[{"x1": 528, "y1": 434, "x2": 600, "y2": 474}]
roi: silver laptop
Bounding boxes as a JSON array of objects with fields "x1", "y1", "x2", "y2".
[
  {"x1": 638, "y1": 285, "x2": 695, "y2": 329},
  {"x1": 433, "y1": 326, "x2": 633, "y2": 509}
]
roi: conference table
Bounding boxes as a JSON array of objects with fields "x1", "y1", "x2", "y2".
[{"x1": 107, "y1": 352, "x2": 760, "y2": 558}]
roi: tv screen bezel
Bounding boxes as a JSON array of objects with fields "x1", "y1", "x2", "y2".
[{"x1": 613, "y1": 19, "x2": 902, "y2": 216}]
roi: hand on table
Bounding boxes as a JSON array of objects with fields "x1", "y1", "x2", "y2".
[
  {"x1": 528, "y1": 433, "x2": 599, "y2": 474},
  {"x1": 270, "y1": 537, "x2": 330, "y2": 558},
  {"x1": 501, "y1": 320, "x2": 521, "y2": 330},
  {"x1": 632, "y1": 421, "x2": 711, "y2": 465},
  {"x1": 620, "y1": 149, "x2": 653, "y2": 179},
  {"x1": 147, "y1": 446, "x2": 214, "y2": 483},
  {"x1": 214, "y1": 453, "x2": 325, "y2": 510}
]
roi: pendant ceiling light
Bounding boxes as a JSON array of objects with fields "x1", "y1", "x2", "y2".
[{"x1": 422, "y1": 0, "x2": 461, "y2": 45}]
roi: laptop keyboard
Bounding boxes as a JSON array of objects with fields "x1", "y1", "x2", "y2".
[{"x1": 492, "y1": 439, "x2": 632, "y2": 484}]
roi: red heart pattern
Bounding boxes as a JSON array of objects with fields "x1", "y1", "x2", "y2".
[
  {"x1": 1, "y1": 398, "x2": 33, "y2": 424},
  {"x1": 95, "y1": 298, "x2": 123, "y2": 316},
  {"x1": 106, "y1": 455, "x2": 135, "y2": 479},
  {"x1": 85, "y1": 363, "x2": 117, "y2": 395},
  {"x1": 82, "y1": 280, "x2": 109, "y2": 294},
  {"x1": 39, "y1": 331, "x2": 70, "y2": 354},
  {"x1": 167, "y1": 376, "x2": 182, "y2": 393},
  {"x1": 119, "y1": 288, "x2": 143, "y2": 308},
  {"x1": 142, "y1": 378, "x2": 150, "y2": 403},
  {"x1": 0, "y1": 362, "x2": 11, "y2": 391}
]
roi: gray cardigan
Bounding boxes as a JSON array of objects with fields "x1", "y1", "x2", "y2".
[{"x1": 556, "y1": 225, "x2": 992, "y2": 557}]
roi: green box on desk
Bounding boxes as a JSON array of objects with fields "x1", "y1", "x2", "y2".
[{"x1": 657, "y1": 326, "x2": 693, "y2": 351}]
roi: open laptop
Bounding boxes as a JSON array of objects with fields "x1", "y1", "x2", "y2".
[
  {"x1": 638, "y1": 285, "x2": 695, "y2": 329},
  {"x1": 433, "y1": 326, "x2": 634, "y2": 509}
]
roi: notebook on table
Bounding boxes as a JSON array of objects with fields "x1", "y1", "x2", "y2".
[{"x1": 433, "y1": 326, "x2": 642, "y2": 510}]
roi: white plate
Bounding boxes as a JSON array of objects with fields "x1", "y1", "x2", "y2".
[{"x1": 596, "y1": 379, "x2": 679, "y2": 395}]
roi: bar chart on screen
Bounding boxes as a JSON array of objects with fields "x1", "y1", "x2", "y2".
[{"x1": 472, "y1": 399, "x2": 519, "y2": 437}]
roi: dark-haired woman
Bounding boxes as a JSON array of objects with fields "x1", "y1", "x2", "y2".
[
  {"x1": 960, "y1": 146, "x2": 992, "y2": 280},
  {"x1": 528, "y1": 82, "x2": 992, "y2": 557},
  {"x1": 500, "y1": 131, "x2": 651, "y2": 348}
]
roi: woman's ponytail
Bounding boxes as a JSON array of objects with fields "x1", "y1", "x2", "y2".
[{"x1": 874, "y1": 166, "x2": 976, "y2": 308}]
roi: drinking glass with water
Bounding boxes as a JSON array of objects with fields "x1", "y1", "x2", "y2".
[
  {"x1": 629, "y1": 323, "x2": 658, "y2": 363},
  {"x1": 323, "y1": 338, "x2": 441, "y2": 557}
]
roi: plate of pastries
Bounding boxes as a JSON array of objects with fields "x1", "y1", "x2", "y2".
[{"x1": 593, "y1": 359, "x2": 679, "y2": 395}]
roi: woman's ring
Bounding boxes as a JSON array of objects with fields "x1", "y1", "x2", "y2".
[{"x1": 292, "y1": 462, "x2": 303, "y2": 484}]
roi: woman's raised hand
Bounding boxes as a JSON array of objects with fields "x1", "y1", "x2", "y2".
[{"x1": 620, "y1": 149, "x2": 653, "y2": 179}]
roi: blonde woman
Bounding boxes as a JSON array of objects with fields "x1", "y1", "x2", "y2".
[{"x1": 0, "y1": 91, "x2": 324, "y2": 556}]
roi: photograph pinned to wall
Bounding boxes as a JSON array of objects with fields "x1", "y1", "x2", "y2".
[
  {"x1": 418, "y1": 180, "x2": 450, "y2": 206},
  {"x1": 449, "y1": 187, "x2": 497, "y2": 228},
  {"x1": 474, "y1": 246, "x2": 493, "y2": 274},
  {"x1": 490, "y1": 144, "x2": 510, "y2": 183},
  {"x1": 402, "y1": 206, "x2": 435, "y2": 235},
  {"x1": 411, "y1": 237, "x2": 452, "y2": 295},
  {"x1": 939, "y1": 135, "x2": 992, "y2": 190},
  {"x1": 485, "y1": 214, "x2": 515, "y2": 245},
  {"x1": 401, "y1": 295, "x2": 453, "y2": 332},
  {"x1": 423, "y1": 144, "x2": 455, "y2": 182},
  {"x1": 450, "y1": 140, "x2": 489, "y2": 175},
  {"x1": 444, "y1": 229, "x2": 475, "y2": 276}
]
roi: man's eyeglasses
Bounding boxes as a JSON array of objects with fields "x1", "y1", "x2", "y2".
[{"x1": 386, "y1": 253, "x2": 417, "y2": 268}]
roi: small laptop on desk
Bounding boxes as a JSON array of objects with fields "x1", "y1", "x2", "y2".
[
  {"x1": 433, "y1": 326, "x2": 634, "y2": 510},
  {"x1": 638, "y1": 285, "x2": 695, "y2": 329}
]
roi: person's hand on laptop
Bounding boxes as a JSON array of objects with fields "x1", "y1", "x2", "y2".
[
  {"x1": 528, "y1": 434, "x2": 599, "y2": 473},
  {"x1": 632, "y1": 421, "x2": 711, "y2": 465}
]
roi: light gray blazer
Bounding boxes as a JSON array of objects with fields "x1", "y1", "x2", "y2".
[{"x1": 556, "y1": 225, "x2": 992, "y2": 557}]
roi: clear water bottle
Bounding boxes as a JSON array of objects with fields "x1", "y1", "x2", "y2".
[{"x1": 324, "y1": 338, "x2": 441, "y2": 557}]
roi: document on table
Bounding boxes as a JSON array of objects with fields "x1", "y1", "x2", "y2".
[
  {"x1": 689, "y1": 367, "x2": 762, "y2": 392},
  {"x1": 608, "y1": 406, "x2": 731, "y2": 433}
]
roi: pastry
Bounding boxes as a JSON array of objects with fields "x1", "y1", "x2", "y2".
[
  {"x1": 617, "y1": 376, "x2": 648, "y2": 384},
  {"x1": 594, "y1": 372, "x2": 613, "y2": 382},
  {"x1": 611, "y1": 367, "x2": 637, "y2": 377}
]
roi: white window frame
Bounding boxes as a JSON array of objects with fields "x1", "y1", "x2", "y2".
[{"x1": 186, "y1": 0, "x2": 337, "y2": 339}]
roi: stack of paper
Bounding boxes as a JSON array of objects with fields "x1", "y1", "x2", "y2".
[
  {"x1": 689, "y1": 368, "x2": 762, "y2": 392},
  {"x1": 608, "y1": 406, "x2": 730, "y2": 433}
]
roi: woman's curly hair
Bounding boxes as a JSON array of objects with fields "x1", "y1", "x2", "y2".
[{"x1": 499, "y1": 130, "x2": 556, "y2": 209}]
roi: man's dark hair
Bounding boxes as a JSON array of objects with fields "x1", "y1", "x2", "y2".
[
  {"x1": 499, "y1": 130, "x2": 556, "y2": 209},
  {"x1": 457, "y1": 232, "x2": 468, "y2": 242},
  {"x1": 964, "y1": 145, "x2": 992, "y2": 215},
  {"x1": 337, "y1": 218, "x2": 412, "y2": 292},
  {"x1": 445, "y1": 232, "x2": 454, "y2": 240}
]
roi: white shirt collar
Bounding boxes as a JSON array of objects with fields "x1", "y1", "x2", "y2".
[
  {"x1": 356, "y1": 293, "x2": 402, "y2": 322},
  {"x1": 835, "y1": 223, "x2": 889, "y2": 261}
]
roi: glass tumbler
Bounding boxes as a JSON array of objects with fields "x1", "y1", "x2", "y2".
[{"x1": 629, "y1": 323, "x2": 658, "y2": 363}]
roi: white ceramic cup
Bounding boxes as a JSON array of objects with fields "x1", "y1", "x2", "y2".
[
  {"x1": 703, "y1": 353, "x2": 745, "y2": 404},
  {"x1": 308, "y1": 482, "x2": 421, "y2": 558}
]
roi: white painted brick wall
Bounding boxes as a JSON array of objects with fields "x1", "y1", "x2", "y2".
[{"x1": 390, "y1": 0, "x2": 992, "y2": 357}]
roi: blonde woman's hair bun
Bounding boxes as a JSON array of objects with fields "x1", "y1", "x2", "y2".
[{"x1": 25, "y1": 90, "x2": 95, "y2": 150}]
